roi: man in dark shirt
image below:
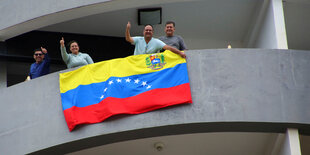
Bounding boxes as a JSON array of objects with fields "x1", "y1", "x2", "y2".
[
  {"x1": 26, "y1": 47, "x2": 50, "y2": 80},
  {"x1": 159, "y1": 21, "x2": 188, "y2": 51}
]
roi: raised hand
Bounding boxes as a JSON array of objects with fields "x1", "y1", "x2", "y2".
[
  {"x1": 127, "y1": 21, "x2": 131, "y2": 30},
  {"x1": 125, "y1": 21, "x2": 133, "y2": 43},
  {"x1": 41, "y1": 47, "x2": 47, "y2": 54},
  {"x1": 60, "y1": 37, "x2": 65, "y2": 47}
]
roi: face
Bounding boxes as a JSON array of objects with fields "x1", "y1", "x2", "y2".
[
  {"x1": 143, "y1": 25, "x2": 153, "y2": 39},
  {"x1": 33, "y1": 51, "x2": 44, "y2": 63},
  {"x1": 165, "y1": 23, "x2": 175, "y2": 37},
  {"x1": 70, "y1": 42, "x2": 79, "y2": 55}
]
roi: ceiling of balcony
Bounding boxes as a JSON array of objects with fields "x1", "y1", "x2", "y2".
[
  {"x1": 66, "y1": 132, "x2": 310, "y2": 155},
  {"x1": 40, "y1": 0, "x2": 258, "y2": 41},
  {"x1": 67, "y1": 132, "x2": 276, "y2": 155},
  {"x1": 38, "y1": 0, "x2": 310, "y2": 50}
]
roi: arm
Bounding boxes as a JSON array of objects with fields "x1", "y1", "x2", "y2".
[
  {"x1": 178, "y1": 36, "x2": 188, "y2": 51},
  {"x1": 85, "y1": 54, "x2": 94, "y2": 64},
  {"x1": 41, "y1": 47, "x2": 50, "y2": 63},
  {"x1": 125, "y1": 21, "x2": 134, "y2": 43},
  {"x1": 163, "y1": 45, "x2": 186, "y2": 58},
  {"x1": 60, "y1": 37, "x2": 69, "y2": 63}
]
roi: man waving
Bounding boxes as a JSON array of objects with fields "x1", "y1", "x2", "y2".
[{"x1": 125, "y1": 21, "x2": 186, "y2": 58}]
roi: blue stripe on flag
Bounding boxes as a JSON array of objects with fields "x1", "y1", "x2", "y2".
[{"x1": 61, "y1": 63, "x2": 189, "y2": 110}]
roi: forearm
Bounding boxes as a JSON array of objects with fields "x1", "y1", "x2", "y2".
[
  {"x1": 125, "y1": 28, "x2": 133, "y2": 43},
  {"x1": 166, "y1": 46, "x2": 181, "y2": 55},
  {"x1": 44, "y1": 53, "x2": 50, "y2": 63},
  {"x1": 164, "y1": 45, "x2": 186, "y2": 58},
  {"x1": 60, "y1": 46, "x2": 69, "y2": 62}
]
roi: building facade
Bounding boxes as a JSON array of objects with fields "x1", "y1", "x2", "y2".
[{"x1": 0, "y1": 0, "x2": 309, "y2": 154}]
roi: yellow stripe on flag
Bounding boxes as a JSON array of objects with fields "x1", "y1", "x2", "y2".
[{"x1": 59, "y1": 50, "x2": 186, "y2": 93}]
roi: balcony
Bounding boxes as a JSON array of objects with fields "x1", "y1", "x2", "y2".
[{"x1": 1, "y1": 49, "x2": 310, "y2": 154}]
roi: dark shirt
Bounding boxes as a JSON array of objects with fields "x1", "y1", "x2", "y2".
[
  {"x1": 29, "y1": 53, "x2": 50, "y2": 79},
  {"x1": 159, "y1": 35, "x2": 188, "y2": 51}
]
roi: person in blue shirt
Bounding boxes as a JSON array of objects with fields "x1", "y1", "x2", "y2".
[
  {"x1": 125, "y1": 21, "x2": 186, "y2": 58},
  {"x1": 26, "y1": 47, "x2": 50, "y2": 80}
]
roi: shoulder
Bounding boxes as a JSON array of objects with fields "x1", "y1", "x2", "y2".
[
  {"x1": 174, "y1": 35, "x2": 183, "y2": 39},
  {"x1": 80, "y1": 52, "x2": 91, "y2": 57},
  {"x1": 30, "y1": 62, "x2": 37, "y2": 69},
  {"x1": 132, "y1": 36, "x2": 143, "y2": 40},
  {"x1": 174, "y1": 35, "x2": 185, "y2": 43},
  {"x1": 159, "y1": 36, "x2": 166, "y2": 40},
  {"x1": 152, "y1": 38, "x2": 166, "y2": 46},
  {"x1": 133, "y1": 36, "x2": 143, "y2": 39},
  {"x1": 153, "y1": 38, "x2": 163, "y2": 42}
]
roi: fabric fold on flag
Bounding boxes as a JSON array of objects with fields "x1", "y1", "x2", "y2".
[{"x1": 59, "y1": 50, "x2": 192, "y2": 131}]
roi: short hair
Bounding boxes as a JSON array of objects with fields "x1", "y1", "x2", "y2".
[
  {"x1": 67, "y1": 40, "x2": 78, "y2": 48},
  {"x1": 144, "y1": 24, "x2": 154, "y2": 30},
  {"x1": 33, "y1": 48, "x2": 42, "y2": 54},
  {"x1": 165, "y1": 21, "x2": 175, "y2": 27}
]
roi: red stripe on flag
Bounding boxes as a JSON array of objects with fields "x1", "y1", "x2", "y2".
[{"x1": 63, "y1": 83, "x2": 192, "y2": 131}]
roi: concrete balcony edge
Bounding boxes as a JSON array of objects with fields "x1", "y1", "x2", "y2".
[{"x1": 0, "y1": 49, "x2": 310, "y2": 154}]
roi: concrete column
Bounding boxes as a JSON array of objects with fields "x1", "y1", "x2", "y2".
[
  {"x1": 286, "y1": 129, "x2": 302, "y2": 155},
  {"x1": 271, "y1": 0, "x2": 288, "y2": 49},
  {"x1": 267, "y1": 129, "x2": 301, "y2": 155},
  {"x1": 278, "y1": 128, "x2": 302, "y2": 155},
  {"x1": 249, "y1": 0, "x2": 288, "y2": 49}
]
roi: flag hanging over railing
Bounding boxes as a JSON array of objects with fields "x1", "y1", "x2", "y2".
[{"x1": 59, "y1": 50, "x2": 192, "y2": 131}]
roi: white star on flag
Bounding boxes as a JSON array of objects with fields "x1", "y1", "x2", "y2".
[
  {"x1": 100, "y1": 95, "x2": 104, "y2": 99},
  {"x1": 146, "y1": 85, "x2": 152, "y2": 89},
  {"x1": 134, "y1": 79, "x2": 140, "y2": 84},
  {"x1": 141, "y1": 81, "x2": 147, "y2": 86},
  {"x1": 125, "y1": 78, "x2": 131, "y2": 83},
  {"x1": 104, "y1": 88, "x2": 108, "y2": 92},
  {"x1": 117, "y1": 79, "x2": 122, "y2": 83},
  {"x1": 109, "y1": 80, "x2": 113, "y2": 85}
]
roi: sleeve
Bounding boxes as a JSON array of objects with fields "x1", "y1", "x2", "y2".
[
  {"x1": 158, "y1": 36, "x2": 164, "y2": 41},
  {"x1": 40, "y1": 53, "x2": 50, "y2": 70},
  {"x1": 132, "y1": 37, "x2": 139, "y2": 45},
  {"x1": 60, "y1": 46, "x2": 69, "y2": 64},
  {"x1": 43, "y1": 53, "x2": 50, "y2": 64},
  {"x1": 85, "y1": 54, "x2": 94, "y2": 64},
  {"x1": 157, "y1": 39, "x2": 166, "y2": 49},
  {"x1": 178, "y1": 36, "x2": 188, "y2": 50}
]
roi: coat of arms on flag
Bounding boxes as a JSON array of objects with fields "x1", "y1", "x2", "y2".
[
  {"x1": 146, "y1": 53, "x2": 166, "y2": 70},
  {"x1": 59, "y1": 50, "x2": 192, "y2": 131}
]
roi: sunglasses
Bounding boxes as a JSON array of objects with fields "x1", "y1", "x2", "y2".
[{"x1": 34, "y1": 53, "x2": 43, "y2": 56}]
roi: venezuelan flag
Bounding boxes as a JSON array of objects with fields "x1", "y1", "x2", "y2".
[{"x1": 59, "y1": 50, "x2": 192, "y2": 131}]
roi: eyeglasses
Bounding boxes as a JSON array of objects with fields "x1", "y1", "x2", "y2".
[{"x1": 34, "y1": 54, "x2": 43, "y2": 56}]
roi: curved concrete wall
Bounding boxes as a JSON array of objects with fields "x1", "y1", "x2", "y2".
[
  {"x1": 0, "y1": 49, "x2": 310, "y2": 154},
  {"x1": 0, "y1": 0, "x2": 110, "y2": 40},
  {"x1": 0, "y1": 0, "x2": 192, "y2": 40},
  {"x1": 0, "y1": 0, "x2": 108, "y2": 30}
]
